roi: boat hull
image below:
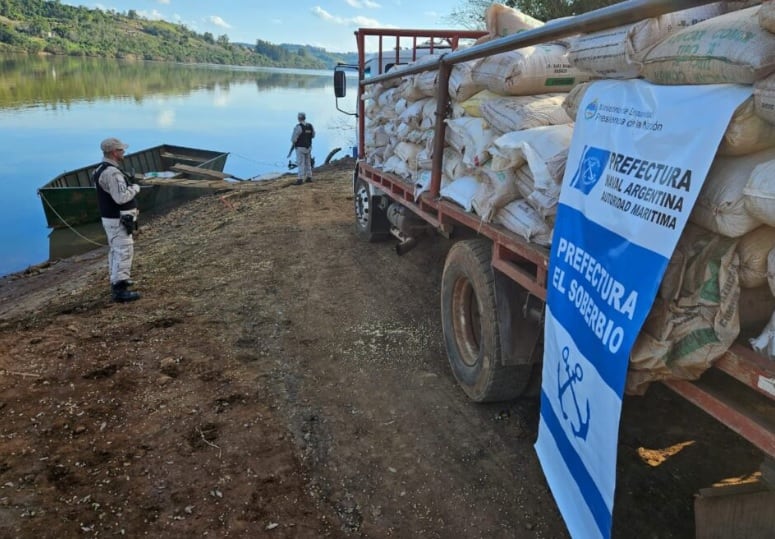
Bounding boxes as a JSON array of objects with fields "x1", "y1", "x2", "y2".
[{"x1": 38, "y1": 144, "x2": 229, "y2": 229}]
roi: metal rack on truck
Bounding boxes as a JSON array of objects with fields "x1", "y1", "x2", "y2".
[{"x1": 334, "y1": 0, "x2": 775, "y2": 536}]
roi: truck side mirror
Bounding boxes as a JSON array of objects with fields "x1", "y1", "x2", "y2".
[{"x1": 334, "y1": 70, "x2": 347, "y2": 98}]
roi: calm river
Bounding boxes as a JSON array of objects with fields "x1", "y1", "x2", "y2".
[{"x1": 0, "y1": 55, "x2": 358, "y2": 277}]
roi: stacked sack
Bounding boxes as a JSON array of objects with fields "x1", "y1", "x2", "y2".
[
  {"x1": 587, "y1": 2, "x2": 775, "y2": 392},
  {"x1": 372, "y1": 3, "x2": 590, "y2": 247},
  {"x1": 360, "y1": 2, "x2": 775, "y2": 388},
  {"x1": 441, "y1": 4, "x2": 596, "y2": 247}
]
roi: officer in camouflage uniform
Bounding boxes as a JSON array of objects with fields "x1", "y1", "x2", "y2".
[{"x1": 94, "y1": 137, "x2": 141, "y2": 302}]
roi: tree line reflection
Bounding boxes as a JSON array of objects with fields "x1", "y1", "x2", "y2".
[{"x1": 0, "y1": 54, "x2": 331, "y2": 109}]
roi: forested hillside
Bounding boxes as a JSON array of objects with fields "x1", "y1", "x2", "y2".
[{"x1": 0, "y1": 0, "x2": 355, "y2": 68}]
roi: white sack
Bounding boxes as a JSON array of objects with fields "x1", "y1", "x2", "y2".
[
  {"x1": 754, "y1": 72, "x2": 775, "y2": 126},
  {"x1": 393, "y1": 141, "x2": 423, "y2": 169},
  {"x1": 568, "y1": 3, "x2": 726, "y2": 79},
  {"x1": 514, "y1": 162, "x2": 562, "y2": 219},
  {"x1": 719, "y1": 96, "x2": 775, "y2": 156},
  {"x1": 760, "y1": 0, "x2": 775, "y2": 33},
  {"x1": 471, "y1": 177, "x2": 495, "y2": 218},
  {"x1": 641, "y1": 7, "x2": 775, "y2": 85},
  {"x1": 479, "y1": 94, "x2": 572, "y2": 134},
  {"x1": 561, "y1": 82, "x2": 591, "y2": 121},
  {"x1": 399, "y1": 98, "x2": 432, "y2": 129},
  {"x1": 413, "y1": 69, "x2": 439, "y2": 99},
  {"x1": 744, "y1": 158, "x2": 775, "y2": 226},
  {"x1": 690, "y1": 148, "x2": 775, "y2": 237},
  {"x1": 383, "y1": 154, "x2": 411, "y2": 178},
  {"x1": 414, "y1": 170, "x2": 451, "y2": 201},
  {"x1": 420, "y1": 99, "x2": 439, "y2": 130},
  {"x1": 471, "y1": 45, "x2": 591, "y2": 96},
  {"x1": 494, "y1": 199, "x2": 554, "y2": 247},
  {"x1": 440, "y1": 175, "x2": 481, "y2": 212},
  {"x1": 449, "y1": 61, "x2": 484, "y2": 103},
  {"x1": 376, "y1": 87, "x2": 401, "y2": 117},
  {"x1": 488, "y1": 124, "x2": 574, "y2": 190},
  {"x1": 364, "y1": 125, "x2": 389, "y2": 148},
  {"x1": 441, "y1": 147, "x2": 469, "y2": 182},
  {"x1": 445, "y1": 117, "x2": 497, "y2": 168},
  {"x1": 473, "y1": 164, "x2": 522, "y2": 222},
  {"x1": 483, "y1": 3, "x2": 543, "y2": 40}
]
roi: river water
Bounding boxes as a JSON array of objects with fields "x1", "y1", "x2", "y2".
[{"x1": 0, "y1": 55, "x2": 358, "y2": 277}]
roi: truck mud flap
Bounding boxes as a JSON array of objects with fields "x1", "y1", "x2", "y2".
[{"x1": 494, "y1": 270, "x2": 544, "y2": 368}]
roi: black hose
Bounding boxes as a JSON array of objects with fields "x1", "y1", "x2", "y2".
[{"x1": 324, "y1": 147, "x2": 342, "y2": 164}]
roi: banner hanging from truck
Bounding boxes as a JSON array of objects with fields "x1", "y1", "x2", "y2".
[{"x1": 535, "y1": 80, "x2": 750, "y2": 539}]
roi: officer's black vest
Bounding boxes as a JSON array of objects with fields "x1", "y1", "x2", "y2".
[
  {"x1": 295, "y1": 123, "x2": 314, "y2": 148},
  {"x1": 93, "y1": 162, "x2": 137, "y2": 218}
]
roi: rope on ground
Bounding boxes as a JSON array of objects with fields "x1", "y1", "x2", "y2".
[
  {"x1": 231, "y1": 152, "x2": 287, "y2": 170},
  {"x1": 229, "y1": 152, "x2": 290, "y2": 182},
  {"x1": 39, "y1": 193, "x2": 107, "y2": 248}
]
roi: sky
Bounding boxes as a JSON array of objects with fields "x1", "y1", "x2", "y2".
[{"x1": 62, "y1": 0, "x2": 474, "y2": 53}]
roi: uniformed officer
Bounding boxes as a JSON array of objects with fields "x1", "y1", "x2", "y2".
[
  {"x1": 289, "y1": 112, "x2": 315, "y2": 185},
  {"x1": 94, "y1": 137, "x2": 141, "y2": 302}
]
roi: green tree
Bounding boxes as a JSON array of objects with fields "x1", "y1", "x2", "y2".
[
  {"x1": 448, "y1": 0, "x2": 619, "y2": 27},
  {"x1": 0, "y1": 0, "x2": 338, "y2": 68},
  {"x1": 27, "y1": 17, "x2": 51, "y2": 36},
  {"x1": 0, "y1": 25, "x2": 21, "y2": 45}
]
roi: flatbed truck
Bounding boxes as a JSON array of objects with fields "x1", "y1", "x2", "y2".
[{"x1": 334, "y1": 0, "x2": 775, "y2": 535}]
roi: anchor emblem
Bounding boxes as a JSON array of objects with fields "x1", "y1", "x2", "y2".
[{"x1": 557, "y1": 346, "x2": 591, "y2": 440}]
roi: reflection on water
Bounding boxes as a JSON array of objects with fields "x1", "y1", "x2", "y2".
[
  {"x1": 48, "y1": 222, "x2": 106, "y2": 261},
  {"x1": 0, "y1": 54, "x2": 332, "y2": 110},
  {"x1": 0, "y1": 54, "x2": 358, "y2": 278}
]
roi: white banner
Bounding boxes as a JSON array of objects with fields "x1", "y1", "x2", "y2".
[{"x1": 535, "y1": 80, "x2": 750, "y2": 539}]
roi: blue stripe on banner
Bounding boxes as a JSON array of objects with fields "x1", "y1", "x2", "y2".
[
  {"x1": 541, "y1": 389, "x2": 611, "y2": 538},
  {"x1": 547, "y1": 204, "x2": 668, "y2": 394}
]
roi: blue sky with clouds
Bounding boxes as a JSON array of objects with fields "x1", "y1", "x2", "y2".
[{"x1": 62, "y1": 0, "x2": 470, "y2": 52}]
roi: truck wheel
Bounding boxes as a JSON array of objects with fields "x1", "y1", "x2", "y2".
[
  {"x1": 354, "y1": 177, "x2": 389, "y2": 242},
  {"x1": 441, "y1": 239, "x2": 526, "y2": 402}
]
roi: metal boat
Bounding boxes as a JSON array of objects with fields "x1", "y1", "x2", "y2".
[{"x1": 38, "y1": 144, "x2": 229, "y2": 229}]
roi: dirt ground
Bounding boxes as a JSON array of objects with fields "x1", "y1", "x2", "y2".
[{"x1": 0, "y1": 158, "x2": 767, "y2": 538}]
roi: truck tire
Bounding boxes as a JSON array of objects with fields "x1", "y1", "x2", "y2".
[
  {"x1": 354, "y1": 176, "x2": 389, "y2": 242},
  {"x1": 441, "y1": 239, "x2": 527, "y2": 402}
]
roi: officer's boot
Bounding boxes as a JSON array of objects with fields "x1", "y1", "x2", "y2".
[{"x1": 111, "y1": 280, "x2": 140, "y2": 303}]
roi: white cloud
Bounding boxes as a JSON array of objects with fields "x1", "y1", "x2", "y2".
[
  {"x1": 157, "y1": 0, "x2": 171, "y2": 5},
  {"x1": 312, "y1": 6, "x2": 336, "y2": 22},
  {"x1": 208, "y1": 15, "x2": 231, "y2": 29},
  {"x1": 312, "y1": 6, "x2": 382, "y2": 27},
  {"x1": 346, "y1": 0, "x2": 381, "y2": 7}
]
